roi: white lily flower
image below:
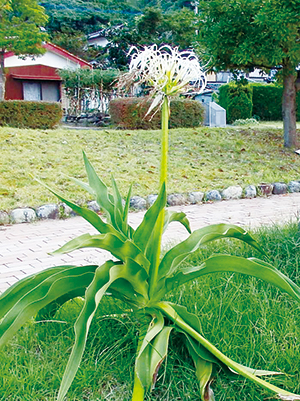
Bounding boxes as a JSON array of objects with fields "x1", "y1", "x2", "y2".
[{"x1": 119, "y1": 44, "x2": 207, "y2": 115}]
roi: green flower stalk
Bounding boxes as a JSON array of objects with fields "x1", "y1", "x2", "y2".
[
  {"x1": 1, "y1": 45, "x2": 300, "y2": 401},
  {"x1": 119, "y1": 45, "x2": 207, "y2": 300}
]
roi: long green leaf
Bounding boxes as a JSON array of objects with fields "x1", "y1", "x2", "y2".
[
  {"x1": 123, "y1": 184, "x2": 134, "y2": 238},
  {"x1": 36, "y1": 288, "x2": 86, "y2": 320},
  {"x1": 149, "y1": 326, "x2": 173, "y2": 389},
  {"x1": 164, "y1": 210, "x2": 191, "y2": 234},
  {"x1": 82, "y1": 151, "x2": 115, "y2": 222},
  {"x1": 35, "y1": 177, "x2": 125, "y2": 240},
  {"x1": 186, "y1": 340, "x2": 215, "y2": 401},
  {"x1": 133, "y1": 183, "x2": 166, "y2": 252},
  {"x1": 0, "y1": 265, "x2": 98, "y2": 348},
  {"x1": 111, "y1": 175, "x2": 124, "y2": 230},
  {"x1": 57, "y1": 259, "x2": 150, "y2": 400},
  {"x1": 52, "y1": 233, "x2": 150, "y2": 274},
  {"x1": 135, "y1": 311, "x2": 165, "y2": 389},
  {"x1": 157, "y1": 301, "x2": 300, "y2": 399},
  {"x1": 57, "y1": 260, "x2": 117, "y2": 401},
  {"x1": 162, "y1": 255, "x2": 300, "y2": 303},
  {"x1": 180, "y1": 328, "x2": 281, "y2": 391},
  {"x1": 158, "y1": 224, "x2": 265, "y2": 279},
  {"x1": 0, "y1": 265, "x2": 75, "y2": 319}
]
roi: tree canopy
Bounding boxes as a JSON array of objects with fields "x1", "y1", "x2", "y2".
[
  {"x1": 197, "y1": 0, "x2": 300, "y2": 147},
  {"x1": 0, "y1": 0, "x2": 48, "y2": 100}
]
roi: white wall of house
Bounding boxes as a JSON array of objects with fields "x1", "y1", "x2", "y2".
[
  {"x1": 87, "y1": 37, "x2": 109, "y2": 47},
  {"x1": 5, "y1": 50, "x2": 80, "y2": 70}
]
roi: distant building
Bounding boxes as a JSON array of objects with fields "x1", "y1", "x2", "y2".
[{"x1": 4, "y1": 42, "x2": 91, "y2": 106}]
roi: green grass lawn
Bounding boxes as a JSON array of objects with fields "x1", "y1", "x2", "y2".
[
  {"x1": 1, "y1": 223, "x2": 299, "y2": 400},
  {"x1": 1, "y1": 124, "x2": 300, "y2": 211}
]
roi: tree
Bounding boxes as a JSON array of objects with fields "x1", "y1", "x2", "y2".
[
  {"x1": 198, "y1": 0, "x2": 300, "y2": 147},
  {"x1": 101, "y1": 7, "x2": 199, "y2": 69},
  {"x1": 0, "y1": 0, "x2": 48, "y2": 101}
]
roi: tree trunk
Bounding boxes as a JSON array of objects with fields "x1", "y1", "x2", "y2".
[
  {"x1": 0, "y1": 50, "x2": 5, "y2": 101},
  {"x1": 282, "y1": 63, "x2": 298, "y2": 148}
]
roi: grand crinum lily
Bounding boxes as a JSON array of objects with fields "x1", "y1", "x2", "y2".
[
  {"x1": 0, "y1": 45, "x2": 300, "y2": 401},
  {"x1": 119, "y1": 44, "x2": 207, "y2": 117}
]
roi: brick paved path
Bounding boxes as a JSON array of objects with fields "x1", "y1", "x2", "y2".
[{"x1": 1, "y1": 193, "x2": 300, "y2": 294}]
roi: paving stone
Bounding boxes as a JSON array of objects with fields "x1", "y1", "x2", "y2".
[
  {"x1": 244, "y1": 185, "x2": 257, "y2": 198},
  {"x1": 221, "y1": 186, "x2": 243, "y2": 200},
  {"x1": 87, "y1": 200, "x2": 100, "y2": 213},
  {"x1": 167, "y1": 193, "x2": 186, "y2": 206},
  {"x1": 36, "y1": 204, "x2": 60, "y2": 220},
  {"x1": 0, "y1": 211, "x2": 10, "y2": 225},
  {"x1": 288, "y1": 181, "x2": 300, "y2": 193},
  {"x1": 187, "y1": 191, "x2": 204, "y2": 204},
  {"x1": 60, "y1": 203, "x2": 77, "y2": 217},
  {"x1": 130, "y1": 196, "x2": 147, "y2": 210},
  {"x1": 10, "y1": 208, "x2": 37, "y2": 224},
  {"x1": 206, "y1": 190, "x2": 222, "y2": 201},
  {"x1": 258, "y1": 183, "x2": 273, "y2": 196},
  {"x1": 272, "y1": 182, "x2": 288, "y2": 195}
]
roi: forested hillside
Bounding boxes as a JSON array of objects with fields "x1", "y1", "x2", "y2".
[{"x1": 39, "y1": 0, "x2": 197, "y2": 68}]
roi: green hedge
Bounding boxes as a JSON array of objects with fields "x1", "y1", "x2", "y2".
[
  {"x1": 219, "y1": 83, "x2": 253, "y2": 124},
  {"x1": 251, "y1": 84, "x2": 300, "y2": 121},
  {"x1": 0, "y1": 101, "x2": 63, "y2": 129},
  {"x1": 219, "y1": 82, "x2": 300, "y2": 122},
  {"x1": 109, "y1": 97, "x2": 205, "y2": 129}
]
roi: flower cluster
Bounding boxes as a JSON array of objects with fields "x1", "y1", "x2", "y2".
[{"x1": 119, "y1": 45, "x2": 206, "y2": 115}]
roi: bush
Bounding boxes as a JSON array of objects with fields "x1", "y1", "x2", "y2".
[
  {"x1": 219, "y1": 83, "x2": 253, "y2": 124},
  {"x1": 251, "y1": 84, "x2": 283, "y2": 121},
  {"x1": 0, "y1": 101, "x2": 62, "y2": 129},
  {"x1": 109, "y1": 97, "x2": 205, "y2": 129},
  {"x1": 251, "y1": 84, "x2": 300, "y2": 121}
]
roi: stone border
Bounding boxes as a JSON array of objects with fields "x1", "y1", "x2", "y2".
[{"x1": 1, "y1": 181, "x2": 300, "y2": 225}]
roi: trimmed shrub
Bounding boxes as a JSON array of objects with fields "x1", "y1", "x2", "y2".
[
  {"x1": 251, "y1": 84, "x2": 282, "y2": 120},
  {"x1": 109, "y1": 97, "x2": 205, "y2": 129},
  {"x1": 251, "y1": 84, "x2": 300, "y2": 121},
  {"x1": 0, "y1": 101, "x2": 62, "y2": 129},
  {"x1": 219, "y1": 83, "x2": 253, "y2": 124}
]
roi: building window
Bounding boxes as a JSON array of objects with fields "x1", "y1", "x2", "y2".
[{"x1": 23, "y1": 81, "x2": 60, "y2": 102}]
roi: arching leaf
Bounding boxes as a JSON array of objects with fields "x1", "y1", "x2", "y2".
[
  {"x1": 158, "y1": 224, "x2": 265, "y2": 279},
  {"x1": 0, "y1": 265, "x2": 98, "y2": 349},
  {"x1": 162, "y1": 255, "x2": 300, "y2": 303}
]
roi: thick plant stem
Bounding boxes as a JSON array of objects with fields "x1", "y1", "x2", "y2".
[
  {"x1": 149, "y1": 97, "x2": 169, "y2": 299},
  {"x1": 132, "y1": 372, "x2": 145, "y2": 401},
  {"x1": 158, "y1": 301, "x2": 300, "y2": 398},
  {"x1": 160, "y1": 97, "x2": 169, "y2": 187}
]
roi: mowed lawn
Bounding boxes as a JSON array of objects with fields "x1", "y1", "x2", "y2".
[{"x1": 1, "y1": 124, "x2": 300, "y2": 211}]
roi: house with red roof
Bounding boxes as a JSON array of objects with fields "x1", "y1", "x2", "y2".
[{"x1": 4, "y1": 42, "x2": 91, "y2": 105}]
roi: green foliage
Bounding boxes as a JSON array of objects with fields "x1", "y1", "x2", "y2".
[
  {"x1": 251, "y1": 84, "x2": 283, "y2": 121},
  {"x1": 1, "y1": 223, "x2": 299, "y2": 399},
  {"x1": 0, "y1": 101, "x2": 62, "y2": 129},
  {"x1": 0, "y1": 0, "x2": 48, "y2": 100},
  {"x1": 232, "y1": 118, "x2": 259, "y2": 126},
  {"x1": 0, "y1": 0, "x2": 48, "y2": 54},
  {"x1": 97, "y1": 7, "x2": 200, "y2": 69},
  {"x1": 197, "y1": 0, "x2": 300, "y2": 145},
  {"x1": 220, "y1": 83, "x2": 300, "y2": 122},
  {"x1": 251, "y1": 84, "x2": 300, "y2": 121},
  {"x1": 59, "y1": 68, "x2": 119, "y2": 114},
  {"x1": 40, "y1": 0, "x2": 137, "y2": 34},
  {"x1": 59, "y1": 68, "x2": 119, "y2": 93},
  {"x1": 1, "y1": 154, "x2": 300, "y2": 400},
  {"x1": 219, "y1": 83, "x2": 253, "y2": 124},
  {"x1": 198, "y1": 0, "x2": 300, "y2": 73},
  {"x1": 109, "y1": 97, "x2": 205, "y2": 129}
]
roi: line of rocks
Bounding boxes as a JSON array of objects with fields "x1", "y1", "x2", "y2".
[{"x1": 1, "y1": 181, "x2": 300, "y2": 225}]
